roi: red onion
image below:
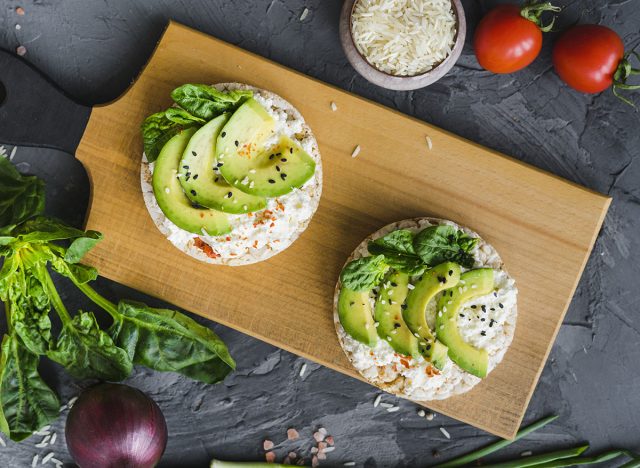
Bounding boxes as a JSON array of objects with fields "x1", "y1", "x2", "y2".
[{"x1": 66, "y1": 383, "x2": 168, "y2": 468}]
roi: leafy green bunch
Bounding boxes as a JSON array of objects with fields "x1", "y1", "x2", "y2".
[
  {"x1": 340, "y1": 225, "x2": 478, "y2": 291},
  {"x1": 141, "y1": 84, "x2": 253, "y2": 162},
  {"x1": 0, "y1": 157, "x2": 235, "y2": 441}
]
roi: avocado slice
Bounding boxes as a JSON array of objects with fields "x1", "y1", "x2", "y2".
[
  {"x1": 152, "y1": 128, "x2": 231, "y2": 235},
  {"x1": 404, "y1": 262, "x2": 461, "y2": 369},
  {"x1": 338, "y1": 287, "x2": 378, "y2": 347},
  {"x1": 178, "y1": 114, "x2": 267, "y2": 214},
  {"x1": 375, "y1": 271, "x2": 420, "y2": 358},
  {"x1": 217, "y1": 99, "x2": 316, "y2": 197},
  {"x1": 436, "y1": 269, "x2": 494, "y2": 378}
]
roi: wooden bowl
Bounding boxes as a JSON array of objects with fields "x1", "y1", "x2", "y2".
[{"x1": 339, "y1": 0, "x2": 466, "y2": 91}]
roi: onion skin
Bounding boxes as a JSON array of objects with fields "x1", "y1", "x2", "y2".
[{"x1": 66, "y1": 383, "x2": 168, "y2": 468}]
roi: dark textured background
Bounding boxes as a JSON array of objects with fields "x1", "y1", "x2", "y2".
[{"x1": 1, "y1": 0, "x2": 639, "y2": 467}]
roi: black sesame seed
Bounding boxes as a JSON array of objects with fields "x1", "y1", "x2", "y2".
[
  {"x1": 190, "y1": 190, "x2": 197, "y2": 196},
  {"x1": 499, "y1": 303, "x2": 504, "y2": 308},
  {"x1": 391, "y1": 282, "x2": 398, "y2": 287},
  {"x1": 193, "y1": 174, "x2": 199, "y2": 180},
  {"x1": 281, "y1": 158, "x2": 287, "y2": 162},
  {"x1": 437, "y1": 276, "x2": 446, "y2": 283},
  {"x1": 489, "y1": 319, "x2": 495, "y2": 327},
  {"x1": 350, "y1": 301, "x2": 355, "y2": 306},
  {"x1": 217, "y1": 162, "x2": 224, "y2": 167},
  {"x1": 280, "y1": 173, "x2": 287, "y2": 180},
  {"x1": 426, "y1": 344, "x2": 432, "y2": 351},
  {"x1": 227, "y1": 192, "x2": 233, "y2": 198},
  {"x1": 493, "y1": 292, "x2": 498, "y2": 297},
  {"x1": 394, "y1": 323, "x2": 401, "y2": 329},
  {"x1": 234, "y1": 140, "x2": 239, "y2": 147},
  {"x1": 448, "y1": 270, "x2": 453, "y2": 276},
  {"x1": 221, "y1": 132, "x2": 226, "y2": 138},
  {"x1": 289, "y1": 148, "x2": 293, "y2": 154},
  {"x1": 459, "y1": 313, "x2": 465, "y2": 318},
  {"x1": 481, "y1": 318, "x2": 486, "y2": 322},
  {"x1": 450, "y1": 290, "x2": 454, "y2": 297},
  {"x1": 269, "y1": 154, "x2": 275, "y2": 160},
  {"x1": 214, "y1": 177, "x2": 219, "y2": 182},
  {"x1": 268, "y1": 179, "x2": 275, "y2": 184},
  {"x1": 400, "y1": 303, "x2": 407, "y2": 310},
  {"x1": 276, "y1": 152, "x2": 282, "y2": 156},
  {"x1": 276, "y1": 165, "x2": 281, "y2": 172},
  {"x1": 470, "y1": 305, "x2": 477, "y2": 309},
  {"x1": 192, "y1": 151, "x2": 197, "y2": 157},
  {"x1": 481, "y1": 305, "x2": 487, "y2": 312},
  {"x1": 480, "y1": 331, "x2": 486, "y2": 336},
  {"x1": 183, "y1": 165, "x2": 189, "y2": 170},
  {"x1": 490, "y1": 307, "x2": 495, "y2": 311}
]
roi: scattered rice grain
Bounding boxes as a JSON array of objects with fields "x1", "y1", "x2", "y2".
[
  {"x1": 300, "y1": 7, "x2": 309, "y2": 21},
  {"x1": 439, "y1": 427, "x2": 451, "y2": 439},
  {"x1": 351, "y1": 145, "x2": 361, "y2": 158}
]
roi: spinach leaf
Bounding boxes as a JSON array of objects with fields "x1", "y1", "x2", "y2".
[
  {"x1": 0, "y1": 157, "x2": 45, "y2": 235},
  {"x1": 340, "y1": 255, "x2": 389, "y2": 291},
  {"x1": 170, "y1": 84, "x2": 252, "y2": 120},
  {"x1": 64, "y1": 231, "x2": 103, "y2": 263},
  {"x1": 164, "y1": 107, "x2": 206, "y2": 125},
  {"x1": 368, "y1": 229, "x2": 416, "y2": 256},
  {"x1": 0, "y1": 334, "x2": 59, "y2": 441},
  {"x1": 47, "y1": 311, "x2": 132, "y2": 382},
  {"x1": 141, "y1": 111, "x2": 200, "y2": 163},
  {"x1": 10, "y1": 276, "x2": 52, "y2": 356},
  {"x1": 112, "y1": 301, "x2": 235, "y2": 384},
  {"x1": 413, "y1": 225, "x2": 479, "y2": 269},
  {"x1": 376, "y1": 253, "x2": 427, "y2": 276},
  {"x1": 12, "y1": 217, "x2": 95, "y2": 244}
]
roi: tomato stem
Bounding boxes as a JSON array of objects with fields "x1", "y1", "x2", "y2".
[
  {"x1": 613, "y1": 51, "x2": 640, "y2": 107},
  {"x1": 521, "y1": 1, "x2": 561, "y2": 32}
]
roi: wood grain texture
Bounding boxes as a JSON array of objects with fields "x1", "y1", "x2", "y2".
[{"x1": 76, "y1": 22, "x2": 610, "y2": 439}]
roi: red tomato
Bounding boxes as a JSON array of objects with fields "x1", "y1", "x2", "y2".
[
  {"x1": 474, "y1": 5, "x2": 543, "y2": 74},
  {"x1": 553, "y1": 25, "x2": 625, "y2": 94}
]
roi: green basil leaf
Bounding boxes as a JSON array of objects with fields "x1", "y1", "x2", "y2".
[
  {"x1": 112, "y1": 300, "x2": 235, "y2": 384},
  {"x1": 64, "y1": 231, "x2": 103, "y2": 263},
  {"x1": 413, "y1": 225, "x2": 477, "y2": 269},
  {"x1": 339, "y1": 254, "x2": 389, "y2": 291},
  {"x1": 141, "y1": 111, "x2": 194, "y2": 163},
  {"x1": 47, "y1": 311, "x2": 132, "y2": 381},
  {"x1": 0, "y1": 157, "x2": 45, "y2": 235},
  {"x1": 379, "y1": 253, "x2": 427, "y2": 276},
  {"x1": 0, "y1": 334, "x2": 59, "y2": 441},
  {"x1": 170, "y1": 84, "x2": 252, "y2": 120}
]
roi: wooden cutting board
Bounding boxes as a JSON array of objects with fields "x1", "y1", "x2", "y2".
[{"x1": 76, "y1": 22, "x2": 610, "y2": 439}]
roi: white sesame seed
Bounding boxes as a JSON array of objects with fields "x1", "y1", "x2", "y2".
[
  {"x1": 32, "y1": 455, "x2": 39, "y2": 468},
  {"x1": 201, "y1": 228, "x2": 210, "y2": 237},
  {"x1": 426, "y1": 136, "x2": 433, "y2": 150},
  {"x1": 374, "y1": 322, "x2": 380, "y2": 327},
  {"x1": 387, "y1": 337, "x2": 392, "y2": 342},
  {"x1": 417, "y1": 409, "x2": 426, "y2": 417},
  {"x1": 299, "y1": 363, "x2": 307, "y2": 377},
  {"x1": 386, "y1": 406, "x2": 400, "y2": 412},
  {"x1": 344, "y1": 463, "x2": 356, "y2": 467},
  {"x1": 521, "y1": 451, "x2": 533, "y2": 457},
  {"x1": 330, "y1": 102, "x2": 338, "y2": 111},
  {"x1": 42, "y1": 452, "x2": 55, "y2": 464},
  {"x1": 300, "y1": 7, "x2": 309, "y2": 20},
  {"x1": 373, "y1": 394, "x2": 382, "y2": 407},
  {"x1": 440, "y1": 427, "x2": 451, "y2": 439},
  {"x1": 471, "y1": 284, "x2": 477, "y2": 289},
  {"x1": 351, "y1": 145, "x2": 361, "y2": 158},
  {"x1": 380, "y1": 300, "x2": 386, "y2": 305},
  {"x1": 407, "y1": 283, "x2": 415, "y2": 290},
  {"x1": 249, "y1": 169, "x2": 256, "y2": 174}
]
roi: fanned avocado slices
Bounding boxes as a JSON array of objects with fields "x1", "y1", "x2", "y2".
[
  {"x1": 436, "y1": 269, "x2": 494, "y2": 378},
  {"x1": 404, "y1": 262, "x2": 460, "y2": 369},
  {"x1": 338, "y1": 288, "x2": 378, "y2": 347},
  {"x1": 216, "y1": 98, "x2": 316, "y2": 197},
  {"x1": 374, "y1": 271, "x2": 420, "y2": 358},
  {"x1": 178, "y1": 114, "x2": 267, "y2": 214},
  {"x1": 151, "y1": 128, "x2": 231, "y2": 235}
]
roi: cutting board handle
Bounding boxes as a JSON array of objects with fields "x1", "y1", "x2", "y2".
[{"x1": 0, "y1": 48, "x2": 91, "y2": 156}]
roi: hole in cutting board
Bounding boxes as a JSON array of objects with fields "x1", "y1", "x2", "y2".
[{"x1": 0, "y1": 80, "x2": 6, "y2": 107}]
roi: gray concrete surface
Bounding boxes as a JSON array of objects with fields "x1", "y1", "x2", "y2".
[{"x1": 1, "y1": 0, "x2": 639, "y2": 466}]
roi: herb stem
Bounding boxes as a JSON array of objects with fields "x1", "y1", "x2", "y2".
[
  {"x1": 210, "y1": 461, "x2": 296, "y2": 468},
  {"x1": 3, "y1": 300, "x2": 12, "y2": 332},
  {"x1": 528, "y1": 449, "x2": 638, "y2": 467},
  {"x1": 74, "y1": 281, "x2": 119, "y2": 320},
  {"x1": 482, "y1": 445, "x2": 589, "y2": 467},
  {"x1": 434, "y1": 415, "x2": 559, "y2": 468},
  {"x1": 41, "y1": 267, "x2": 72, "y2": 324}
]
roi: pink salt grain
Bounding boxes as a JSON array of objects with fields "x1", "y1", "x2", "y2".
[
  {"x1": 313, "y1": 431, "x2": 324, "y2": 442},
  {"x1": 265, "y1": 451, "x2": 276, "y2": 463},
  {"x1": 325, "y1": 436, "x2": 334, "y2": 446},
  {"x1": 287, "y1": 428, "x2": 300, "y2": 441},
  {"x1": 263, "y1": 440, "x2": 274, "y2": 451},
  {"x1": 312, "y1": 455, "x2": 320, "y2": 467}
]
